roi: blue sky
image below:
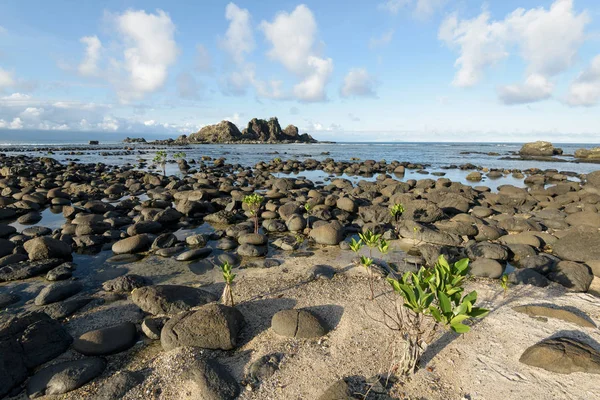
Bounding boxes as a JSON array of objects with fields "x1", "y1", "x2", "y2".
[{"x1": 0, "y1": 0, "x2": 599, "y2": 142}]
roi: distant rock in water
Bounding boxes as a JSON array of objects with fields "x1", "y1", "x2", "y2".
[
  {"x1": 519, "y1": 141, "x2": 563, "y2": 157},
  {"x1": 575, "y1": 147, "x2": 600, "y2": 160},
  {"x1": 88, "y1": 140, "x2": 99, "y2": 145},
  {"x1": 186, "y1": 117, "x2": 317, "y2": 144},
  {"x1": 123, "y1": 137, "x2": 147, "y2": 144}
]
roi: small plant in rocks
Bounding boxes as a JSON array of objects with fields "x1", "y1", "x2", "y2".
[
  {"x1": 382, "y1": 255, "x2": 489, "y2": 375},
  {"x1": 304, "y1": 202, "x2": 313, "y2": 230},
  {"x1": 153, "y1": 150, "x2": 168, "y2": 176},
  {"x1": 390, "y1": 203, "x2": 405, "y2": 233},
  {"x1": 219, "y1": 261, "x2": 236, "y2": 307},
  {"x1": 243, "y1": 193, "x2": 263, "y2": 234},
  {"x1": 350, "y1": 230, "x2": 388, "y2": 300},
  {"x1": 500, "y1": 274, "x2": 509, "y2": 297},
  {"x1": 173, "y1": 152, "x2": 186, "y2": 160}
]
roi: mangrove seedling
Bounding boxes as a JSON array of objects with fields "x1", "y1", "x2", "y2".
[
  {"x1": 304, "y1": 202, "x2": 313, "y2": 230},
  {"x1": 173, "y1": 152, "x2": 186, "y2": 160},
  {"x1": 384, "y1": 255, "x2": 489, "y2": 375},
  {"x1": 243, "y1": 193, "x2": 263, "y2": 234},
  {"x1": 500, "y1": 274, "x2": 509, "y2": 297},
  {"x1": 219, "y1": 261, "x2": 236, "y2": 307},
  {"x1": 153, "y1": 150, "x2": 168, "y2": 176}
]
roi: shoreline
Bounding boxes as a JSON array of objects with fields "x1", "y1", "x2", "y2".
[{"x1": 0, "y1": 151, "x2": 599, "y2": 399}]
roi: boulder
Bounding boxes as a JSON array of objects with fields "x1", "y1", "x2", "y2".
[
  {"x1": 131, "y1": 285, "x2": 218, "y2": 315},
  {"x1": 519, "y1": 141, "x2": 562, "y2": 157},
  {"x1": 469, "y1": 259, "x2": 505, "y2": 278},
  {"x1": 520, "y1": 337, "x2": 600, "y2": 374},
  {"x1": 547, "y1": 261, "x2": 594, "y2": 292},
  {"x1": 73, "y1": 322, "x2": 138, "y2": 356},
  {"x1": 102, "y1": 274, "x2": 151, "y2": 293},
  {"x1": 112, "y1": 234, "x2": 152, "y2": 254},
  {"x1": 161, "y1": 303, "x2": 244, "y2": 351},
  {"x1": 35, "y1": 281, "x2": 83, "y2": 306},
  {"x1": 26, "y1": 358, "x2": 106, "y2": 398},
  {"x1": 176, "y1": 248, "x2": 213, "y2": 261},
  {"x1": 466, "y1": 242, "x2": 509, "y2": 261},
  {"x1": 23, "y1": 236, "x2": 72, "y2": 261},
  {"x1": 271, "y1": 309, "x2": 327, "y2": 338},
  {"x1": 508, "y1": 268, "x2": 549, "y2": 287},
  {"x1": 0, "y1": 258, "x2": 64, "y2": 281},
  {"x1": 310, "y1": 222, "x2": 344, "y2": 245},
  {"x1": 553, "y1": 227, "x2": 600, "y2": 262}
]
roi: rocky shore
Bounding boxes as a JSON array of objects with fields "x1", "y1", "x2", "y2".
[{"x1": 1, "y1": 149, "x2": 600, "y2": 399}]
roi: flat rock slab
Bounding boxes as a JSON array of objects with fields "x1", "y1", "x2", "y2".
[
  {"x1": 520, "y1": 337, "x2": 600, "y2": 374},
  {"x1": 35, "y1": 281, "x2": 83, "y2": 306},
  {"x1": 513, "y1": 305, "x2": 596, "y2": 328},
  {"x1": 271, "y1": 309, "x2": 328, "y2": 338},
  {"x1": 176, "y1": 248, "x2": 213, "y2": 261},
  {"x1": 0, "y1": 258, "x2": 64, "y2": 281},
  {"x1": 27, "y1": 357, "x2": 106, "y2": 398},
  {"x1": 131, "y1": 285, "x2": 218, "y2": 315},
  {"x1": 161, "y1": 303, "x2": 244, "y2": 351},
  {"x1": 0, "y1": 292, "x2": 20, "y2": 308},
  {"x1": 42, "y1": 298, "x2": 93, "y2": 319}
]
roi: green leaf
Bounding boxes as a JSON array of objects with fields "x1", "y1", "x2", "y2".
[
  {"x1": 454, "y1": 258, "x2": 469, "y2": 273},
  {"x1": 429, "y1": 307, "x2": 443, "y2": 322},
  {"x1": 462, "y1": 290, "x2": 478, "y2": 304},
  {"x1": 450, "y1": 314, "x2": 470, "y2": 325},
  {"x1": 438, "y1": 291, "x2": 452, "y2": 315},
  {"x1": 451, "y1": 323, "x2": 471, "y2": 334},
  {"x1": 387, "y1": 278, "x2": 401, "y2": 293},
  {"x1": 399, "y1": 284, "x2": 417, "y2": 307},
  {"x1": 469, "y1": 307, "x2": 490, "y2": 318}
]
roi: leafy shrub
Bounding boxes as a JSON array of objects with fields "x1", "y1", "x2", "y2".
[{"x1": 243, "y1": 193, "x2": 263, "y2": 234}]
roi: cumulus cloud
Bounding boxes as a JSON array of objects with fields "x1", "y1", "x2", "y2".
[
  {"x1": 369, "y1": 29, "x2": 394, "y2": 49},
  {"x1": 498, "y1": 74, "x2": 554, "y2": 105},
  {"x1": 219, "y1": 3, "x2": 254, "y2": 64},
  {"x1": 114, "y1": 9, "x2": 179, "y2": 102},
  {"x1": 440, "y1": 0, "x2": 589, "y2": 104},
  {"x1": 379, "y1": 0, "x2": 446, "y2": 18},
  {"x1": 565, "y1": 55, "x2": 600, "y2": 107},
  {"x1": 78, "y1": 36, "x2": 102, "y2": 77},
  {"x1": 304, "y1": 120, "x2": 342, "y2": 132},
  {"x1": 340, "y1": 68, "x2": 378, "y2": 98},
  {"x1": 260, "y1": 5, "x2": 333, "y2": 102},
  {"x1": 0, "y1": 67, "x2": 15, "y2": 88}
]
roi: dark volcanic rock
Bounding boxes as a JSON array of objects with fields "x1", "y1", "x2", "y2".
[
  {"x1": 131, "y1": 285, "x2": 218, "y2": 315},
  {"x1": 27, "y1": 357, "x2": 106, "y2": 398},
  {"x1": 73, "y1": 322, "x2": 138, "y2": 356},
  {"x1": 102, "y1": 274, "x2": 151, "y2": 293},
  {"x1": 161, "y1": 303, "x2": 244, "y2": 351},
  {"x1": 35, "y1": 281, "x2": 83, "y2": 305},
  {"x1": 271, "y1": 309, "x2": 327, "y2": 338}
]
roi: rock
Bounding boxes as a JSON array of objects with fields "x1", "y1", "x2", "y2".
[
  {"x1": 0, "y1": 224, "x2": 16, "y2": 239},
  {"x1": 237, "y1": 243, "x2": 268, "y2": 257},
  {"x1": 186, "y1": 234, "x2": 207, "y2": 247},
  {"x1": 217, "y1": 237, "x2": 238, "y2": 250},
  {"x1": 286, "y1": 214, "x2": 307, "y2": 232},
  {"x1": 575, "y1": 147, "x2": 600, "y2": 159},
  {"x1": 271, "y1": 309, "x2": 327, "y2": 338},
  {"x1": 318, "y1": 379, "x2": 358, "y2": 400},
  {"x1": 466, "y1": 242, "x2": 509, "y2": 261},
  {"x1": 73, "y1": 322, "x2": 138, "y2": 356},
  {"x1": 553, "y1": 227, "x2": 600, "y2": 263},
  {"x1": 46, "y1": 263, "x2": 75, "y2": 281},
  {"x1": 513, "y1": 305, "x2": 595, "y2": 328},
  {"x1": 0, "y1": 258, "x2": 64, "y2": 281},
  {"x1": 26, "y1": 358, "x2": 106, "y2": 398},
  {"x1": 310, "y1": 222, "x2": 344, "y2": 245},
  {"x1": 499, "y1": 233, "x2": 542, "y2": 248},
  {"x1": 519, "y1": 141, "x2": 562, "y2": 157},
  {"x1": 42, "y1": 298, "x2": 92, "y2": 319},
  {"x1": 520, "y1": 254, "x2": 557, "y2": 274},
  {"x1": 112, "y1": 234, "x2": 152, "y2": 254},
  {"x1": 238, "y1": 233, "x2": 268, "y2": 245},
  {"x1": 161, "y1": 303, "x2": 244, "y2": 351},
  {"x1": 0, "y1": 238, "x2": 16, "y2": 258},
  {"x1": 565, "y1": 211, "x2": 600, "y2": 228},
  {"x1": 176, "y1": 248, "x2": 213, "y2": 261},
  {"x1": 152, "y1": 233, "x2": 178, "y2": 249},
  {"x1": 337, "y1": 197, "x2": 357, "y2": 213},
  {"x1": 402, "y1": 200, "x2": 444, "y2": 223},
  {"x1": 469, "y1": 259, "x2": 504, "y2": 278},
  {"x1": 547, "y1": 261, "x2": 594, "y2": 292},
  {"x1": 246, "y1": 353, "x2": 282, "y2": 385},
  {"x1": 94, "y1": 370, "x2": 144, "y2": 400},
  {"x1": 131, "y1": 285, "x2": 218, "y2": 315},
  {"x1": 102, "y1": 274, "x2": 151, "y2": 292},
  {"x1": 520, "y1": 337, "x2": 600, "y2": 374},
  {"x1": 508, "y1": 268, "x2": 549, "y2": 287},
  {"x1": 0, "y1": 292, "x2": 19, "y2": 308},
  {"x1": 106, "y1": 253, "x2": 143, "y2": 264},
  {"x1": 466, "y1": 171, "x2": 482, "y2": 181},
  {"x1": 0, "y1": 338, "x2": 28, "y2": 398},
  {"x1": 142, "y1": 317, "x2": 169, "y2": 340},
  {"x1": 35, "y1": 281, "x2": 83, "y2": 305}
]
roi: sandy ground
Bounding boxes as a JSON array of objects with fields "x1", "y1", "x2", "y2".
[{"x1": 7, "y1": 244, "x2": 600, "y2": 400}]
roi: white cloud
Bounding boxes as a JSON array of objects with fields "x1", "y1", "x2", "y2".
[
  {"x1": 114, "y1": 9, "x2": 179, "y2": 102},
  {"x1": 440, "y1": 0, "x2": 589, "y2": 103},
  {"x1": 565, "y1": 55, "x2": 600, "y2": 107},
  {"x1": 9, "y1": 117, "x2": 23, "y2": 129},
  {"x1": 20, "y1": 107, "x2": 45, "y2": 119},
  {"x1": 78, "y1": 36, "x2": 102, "y2": 77},
  {"x1": 260, "y1": 5, "x2": 333, "y2": 102},
  {"x1": 195, "y1": 44, "x2": 212, "y2": 73},
  {"x1": 219, "y1": 3, "x2": 254, "y2": 65},
  {"x1": 369, "y1": 29, "x2": 394, "y2": 49},
  {"x1": 498, "y1": 74, "x2": 554, "y2": 105},
  {"x1": 304, "y1": 120, "x2": 342, "y2": 132},
  {"x1": 2, "y1": 93, "x2": 31, "y2": 100},
  {"x1": 340, "y1": 68, "x2": 378, "y2": 98},
  {"x1": 0, "y1": 67, "x2": 15, "y2": 88},
  {"x1": 438, "y1": 12, "x2": 508, "y2": 87},
  {"x1": 378, "y1": 0, "x2": 445, "y2": 18}
]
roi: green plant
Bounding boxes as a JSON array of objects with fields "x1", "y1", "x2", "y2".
[
  {"x1": 304, "y1": 202, "x2": 313, "y2": 230},
  {"x1": 273, "y1": 157, "x2": 282, "y2": 164},
  {"x1": 294, "y1": 234, "x2": 305, "y2": 245},
  {"x1": 384, "y1": 255, "x2": 489, "y2": 375},
  {"x1": 173, "y1": 152, "x2": 186, "y2": 160},
  {"x1": 352, "y1": 230, "x2": 387, "y2": 300},
  {"x1": 500, "y1": 274, "x2": 509, "y2": 297},
  {"x1": 153, "y1": 150, "x2": 168, "y2": 176},
  {"x1": 243, "y1": 193, "x2": 263, "y2": 234},
  {"x1": 219, "y1": 261, "x2": 236, "y2": 306},
  {"x1": 390, "y1": 204, "x2": 405, "y2": 234}
]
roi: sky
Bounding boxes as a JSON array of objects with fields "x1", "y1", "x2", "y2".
[{"x1": 0, "y1": 0, "x2": 600, "y2": 142}]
